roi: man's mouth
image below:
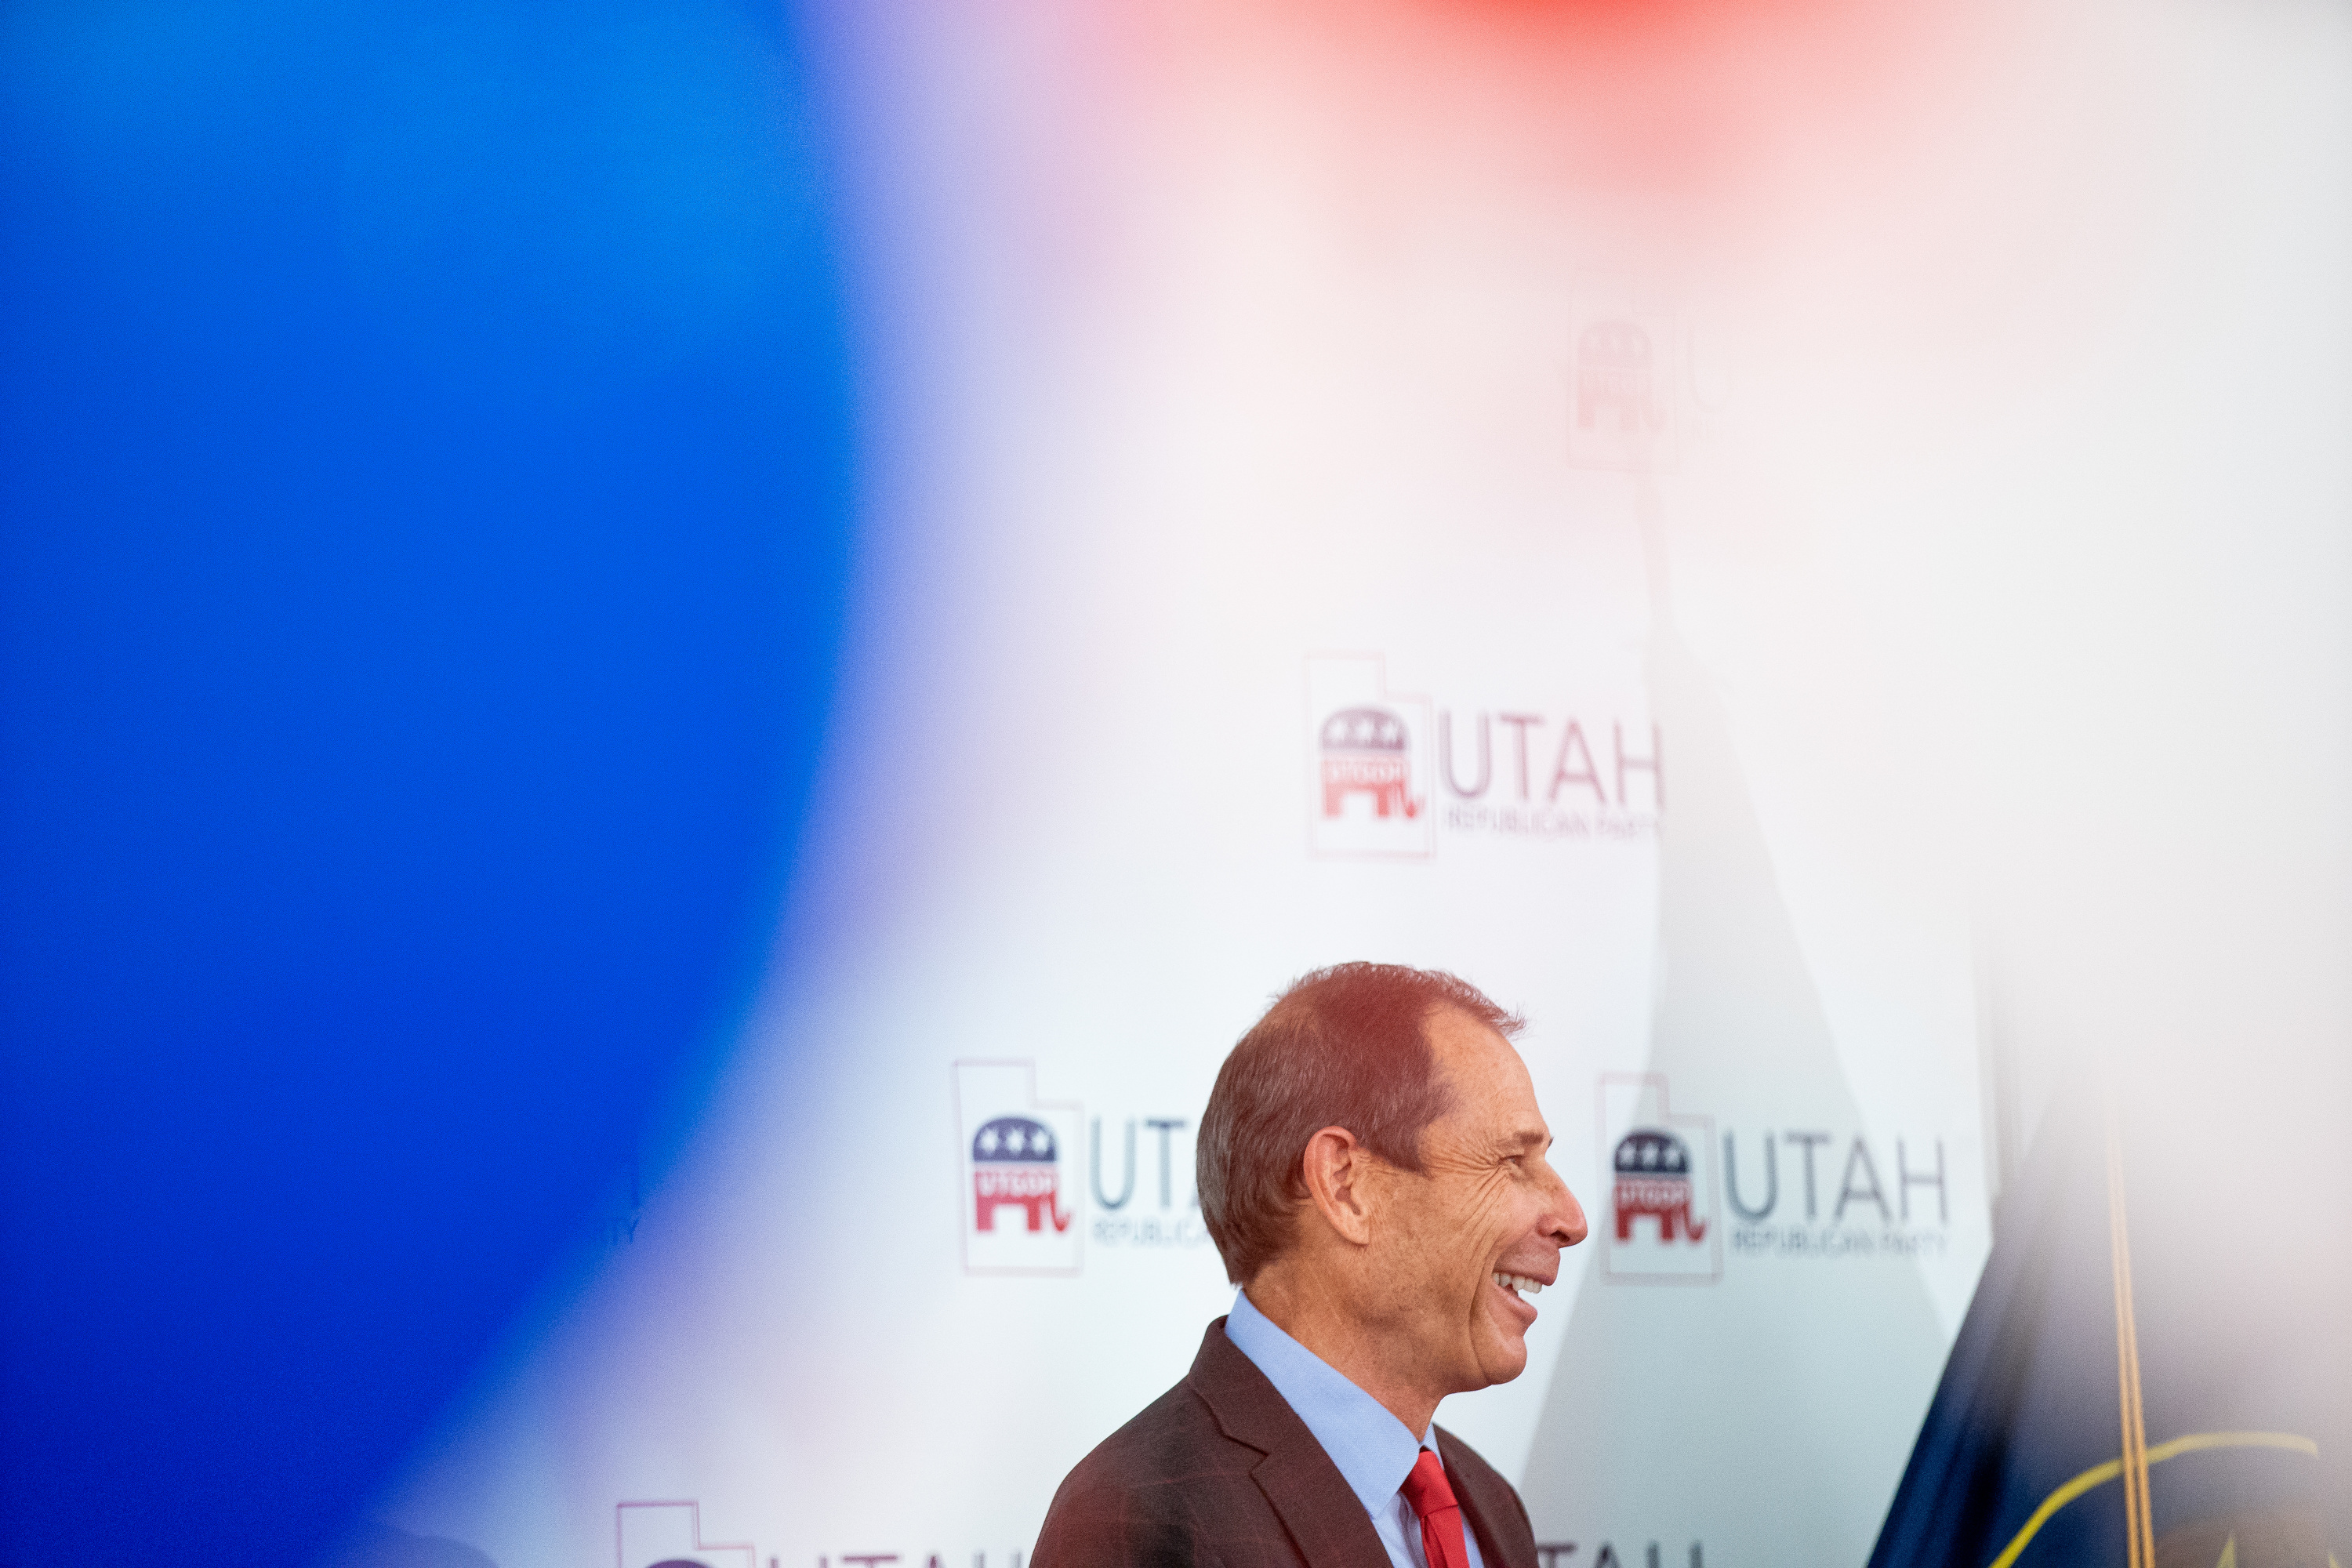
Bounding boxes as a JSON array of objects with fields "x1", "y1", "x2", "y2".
[{"x1": 1492, "y1": 1271, "x2": 1546, "y2": 1299}]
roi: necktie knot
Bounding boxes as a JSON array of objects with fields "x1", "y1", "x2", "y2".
[{"x1": 1400, "y1": 1450, "x2": 1459, "y2": 1520}]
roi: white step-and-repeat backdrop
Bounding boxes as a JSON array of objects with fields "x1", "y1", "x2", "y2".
[
  {"x1": 383, "y1": 427, "x2": 1987, "y2": 1568},
  {"x1": 358, "y1": 2, "x2": 2352, "y2": 1566}
]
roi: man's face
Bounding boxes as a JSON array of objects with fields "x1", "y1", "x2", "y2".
[{"x1": 1366, "y1": 1008, "x2": 1587, "y2": 1398}]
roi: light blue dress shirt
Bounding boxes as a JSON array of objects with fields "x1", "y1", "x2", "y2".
[{"x1": 1223, "y1": 1290, "x2": 1490, "y2": 1568}]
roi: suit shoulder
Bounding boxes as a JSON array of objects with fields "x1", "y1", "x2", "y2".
[
  {"x1": 1035, "y1": 1381, "x2": 1248, "y2": 1568},
  {"x1": 1070, "y1": 1377, "x2": 1231, "y2": 1477}
]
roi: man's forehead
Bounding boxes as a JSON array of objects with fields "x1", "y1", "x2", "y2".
[
  {"x1": 1425, "y1": 1002, "x2": 1509, "y2": 1045},
  {"x1": 1425, "y1": 1006, "x2": 1526, "y2": 1082},
  {"x1": 1425, "y1": 1007, "x2": 1548, "y2": 1127}
]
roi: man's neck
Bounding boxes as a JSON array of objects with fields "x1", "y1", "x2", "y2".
[{"x1": 1242, "y1": 1272, "x2": 1442, "y2": 1438}]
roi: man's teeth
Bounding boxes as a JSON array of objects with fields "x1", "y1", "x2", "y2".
[{"x1": 1493, "y1": 1272, "x2": 1544, "y2": 1297}]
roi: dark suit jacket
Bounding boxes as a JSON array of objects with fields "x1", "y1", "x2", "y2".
[{"x1": 1034, "y1": 1318, "x2": 1538, "y2": 1568}]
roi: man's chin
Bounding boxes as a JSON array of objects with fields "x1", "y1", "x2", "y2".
[{"x1": 1474, "y1": 1327, "x2": 1531, "y2": 1387}]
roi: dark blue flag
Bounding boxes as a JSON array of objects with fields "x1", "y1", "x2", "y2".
[{"x1": 1868, "y1": 1081, "x2": 2349, "y2": 1568}]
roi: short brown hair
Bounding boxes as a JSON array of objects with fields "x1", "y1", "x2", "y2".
[{"x1": 1196, "y1": 963, "x2": 1523, "y2": 1285}]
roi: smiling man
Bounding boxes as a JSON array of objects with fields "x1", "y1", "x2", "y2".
[{"x1": 1034, "y1": 963, "x2": 1588, "y2": 1568}]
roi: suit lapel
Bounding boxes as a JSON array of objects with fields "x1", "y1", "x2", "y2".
[
  {"x1": 1435, "y1": 1428, "x2": 1532, "y2": 1568},
  {"x1": 1186, "y1": 1319, "x2": 1393, "y2": 1568},
  {"x1": 1251, "y1": 1441, "x2": 1394, "y2": 1568}
]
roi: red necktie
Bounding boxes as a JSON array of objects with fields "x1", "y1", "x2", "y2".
[{"x1": 1401, "y1": 1449, "x2": 1471, "y2": 1568}]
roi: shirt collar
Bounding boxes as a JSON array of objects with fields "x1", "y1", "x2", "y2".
[{"x1": 1223, "y1": 1288, "x2": 1435, "y2": 1519}]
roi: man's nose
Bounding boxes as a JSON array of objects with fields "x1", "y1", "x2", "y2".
[{"x1": 1543, "y1": 1170, "x2": 1589, "y2": 1249}]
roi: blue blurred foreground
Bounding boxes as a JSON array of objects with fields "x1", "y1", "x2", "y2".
[{"x1": 0, "y1": 4, "x2": 849, "y2": 1564}]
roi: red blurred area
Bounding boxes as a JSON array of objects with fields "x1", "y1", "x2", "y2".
[{"x1": 1126, "y1": 0, "x2": 1999, "y2": 209}]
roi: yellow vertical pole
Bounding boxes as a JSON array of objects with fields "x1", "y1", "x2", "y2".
[{"x1": 2104, "y1": 1093, "x2": 2156, "y2": 1568}]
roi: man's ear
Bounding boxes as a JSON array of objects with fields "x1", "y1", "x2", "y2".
[{"x1": 1298, "y1": 1125, "x2": 1378, "y2": 1248}]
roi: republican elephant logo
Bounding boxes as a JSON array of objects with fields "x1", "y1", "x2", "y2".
[
  {"x1": 1613, "y1": 1127, "x2": 1708, "y2": 1244},
  {"x1": 1319, "y1": 706, "x2": 1420, "y2": 821},
  {"x1": 973, "y1": 1115, "x2": 1072, "y2": 1234},
  {"x1": 1576, "y1": 318, "x2": 1663, "y2": 435}
]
